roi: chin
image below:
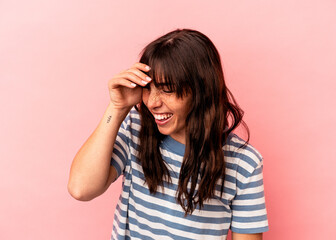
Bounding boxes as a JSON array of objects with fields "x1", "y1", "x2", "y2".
[{"x1": 157, "y1": 128, "x2": 172, "y2": 136}]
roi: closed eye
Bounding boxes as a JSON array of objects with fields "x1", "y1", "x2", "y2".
[
  {"x1": 161, "y1": 85, "x2": 174, "y2": 93},
  {"x1": 162, "y1": 88, "x2": 173, "y2": 93},
  {"x1": 143, "y1": 83, "x2": 174, "y2": 94}
]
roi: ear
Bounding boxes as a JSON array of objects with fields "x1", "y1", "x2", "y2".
[{"x1": 135, "y1": 103, "x2": 141, "y2": 111}]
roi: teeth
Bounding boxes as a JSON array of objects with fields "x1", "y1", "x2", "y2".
[{"x1": 154, "y1": 113, "x2": 173, "y2": 120}]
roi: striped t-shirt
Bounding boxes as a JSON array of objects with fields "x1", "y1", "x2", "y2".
[{"x1": 110, "y1": 108, "x2": 269, "y2": 240}]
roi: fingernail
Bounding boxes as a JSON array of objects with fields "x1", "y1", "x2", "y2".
[
  {"x1": 146, "y1": 76, "x2": 152, "y2": 81},
  {"x1": 145, "y1": 66, "x2": 151, "y2": 70},
  {"x1": 131, "y1": 83, "x2": 136, "y2": 87},
  {"x1": 141, "y1": 80, "x2": 148, "y2": 85}
]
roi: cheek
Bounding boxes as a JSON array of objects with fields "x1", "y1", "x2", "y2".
[
  {"x1": 163, "y1": 94, "x2": 178, "y2": 104},
  {"x1": 177, "y1": 100, "x2": 192, "y2": 120}
]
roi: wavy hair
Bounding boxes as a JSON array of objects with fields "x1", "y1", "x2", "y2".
[{"x1": 135, "y1": 28, "x2": 250, "y2": 215}]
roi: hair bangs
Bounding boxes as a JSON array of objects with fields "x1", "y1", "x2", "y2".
[{"x1": 141, "y1": 44, "x2": 191, "y2": 98}]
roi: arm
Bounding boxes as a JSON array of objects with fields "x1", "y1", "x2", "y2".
[
  {"x1": 232, "y1": 232, "x2": 263, "y2": 240},
  {"x1": 67, "y1": 62, "x2": 151, "y2": 201},
  {"x1": 67, "y1": 103, "x2": 129, "y2": 201}
]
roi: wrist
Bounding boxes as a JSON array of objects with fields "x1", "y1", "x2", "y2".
[{"x1": 106, "y1": 102, "x2": 132, "y2": 119}]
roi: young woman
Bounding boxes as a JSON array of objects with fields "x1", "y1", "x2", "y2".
[{"x1": 68, "y1": 29, "x2": 269, "y2": 240}]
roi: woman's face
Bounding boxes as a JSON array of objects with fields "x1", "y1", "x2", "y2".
[{"x1": 142, "y1": 81, "x2": 192, "y2": 144}]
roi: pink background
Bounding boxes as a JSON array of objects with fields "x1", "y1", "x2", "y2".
[{"x1": 1, "y1": 0, "x2": 335, "y2": 239}]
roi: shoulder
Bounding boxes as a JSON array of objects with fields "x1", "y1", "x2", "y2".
[
  {"x1": 223, "y1": 133, "x2": 264, "y2": 176},
  {"x1": 129, "y1": 106, "x2": 140, "y2": 119},
  {"x1": 121, "y1": 107, "x2": 141, "y2": 130},
  {"x1": 118, "y1": 107, "x2": 142, "y2": 146}
]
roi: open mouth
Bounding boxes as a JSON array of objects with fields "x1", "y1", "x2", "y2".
[{"x1": 153, "y1": 113, "x2": 173, "y2": 125}]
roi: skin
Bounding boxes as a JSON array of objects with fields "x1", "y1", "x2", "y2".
[
  {"x1": 68, "y1": 63, "x2": 153, "y2": 201},
  {"x1": 232, "y1": 232, "x2": 263, "y2": 240}
]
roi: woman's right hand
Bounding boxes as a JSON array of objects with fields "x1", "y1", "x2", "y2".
[{"x1": 108, "y1": 62, "x2": 152, "y2": 111}]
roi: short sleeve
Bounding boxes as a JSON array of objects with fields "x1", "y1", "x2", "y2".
[
  {"x1": 110, "y1": 112, "x2": 131, "y2": 180},
  {"x1": 230, "y1": 148, "x2": 269, "y2": 234}
]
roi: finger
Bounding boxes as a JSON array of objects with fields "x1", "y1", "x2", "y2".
[
  {"x1": 132, "y1": 62, "x2": 151, "y2": 72},
  {"x1": 109, "y1": 77, "x2": 139, "y2": 89},
  {"x1": 126, "y1": 68, "x2": 152, "y2": 84},
  {"x1": 119, "y1": 71, "x2": 150, "y2": 87}
]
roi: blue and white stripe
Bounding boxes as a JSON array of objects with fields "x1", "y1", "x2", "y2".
[{"x1": 110, "y1": 108, "x2": 269, "y2": 239}]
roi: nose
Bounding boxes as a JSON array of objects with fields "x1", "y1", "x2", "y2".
[{"x1": 146, "y1": 87, "x2": 163, "y2": 109}]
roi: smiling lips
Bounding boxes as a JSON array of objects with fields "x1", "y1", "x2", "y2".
[
  {"x1": 153, "y1": 113, "x2": 173, "y2": 120},
  {"x1": 153, "y1": 113, "x2": 173, "y2": 125}
]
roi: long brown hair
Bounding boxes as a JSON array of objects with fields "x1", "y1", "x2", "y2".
[{"x1": 136, "y1": 28, "x2": 250, "y2": 215}]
